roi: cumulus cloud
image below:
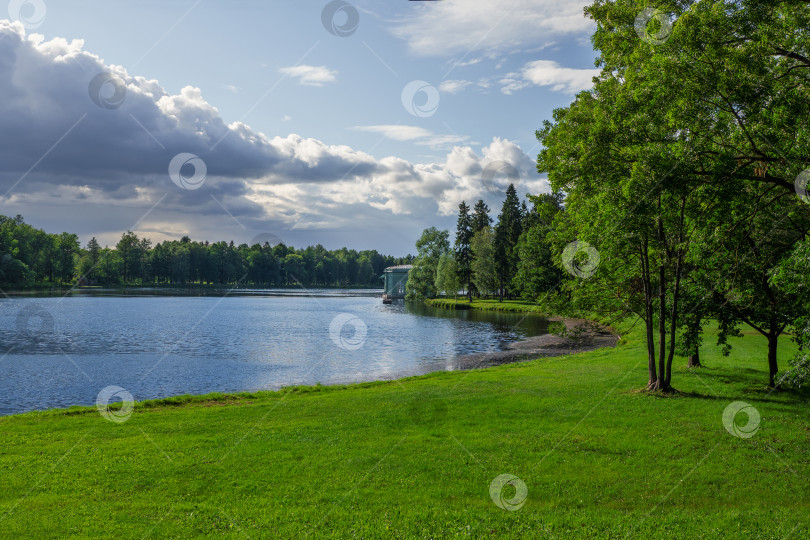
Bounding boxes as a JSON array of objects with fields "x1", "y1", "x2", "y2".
[
  {"x1": 501, "y1": 60, "x2": 600, "y2": 94},
  {"x1": 278, "y1": 65, "x2": 337, "y2": 86},
  {"x1": 390, "y1": 0, "x2": 592, "y2": 57},
  {"x1": 0, "y1": 20, "x2": 547, "y2": 253}
]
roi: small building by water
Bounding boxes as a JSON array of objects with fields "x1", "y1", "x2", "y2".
[{"x1": 381, "y1": 265, "x2": 412, "y2": 304}]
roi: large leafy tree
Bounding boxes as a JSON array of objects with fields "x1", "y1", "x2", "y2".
[
  {"x1": 470, "y1": 227, "x2": 497, "y2": 297},
  {"x1": 513, "y1": 193, "x2": 564, "y2": 302},
  {"x1": 539, "y1": 0, "x2": 810, "y2": 389},
  {"x1": 405, "y1": 227, "x2": 450, "y2": 300},
  {"x1": 702, "y1": 182, "x2": 810, "y2": 386},
  {"x1": 435, "y1": 254, "x2": 460, "y2": 298},
  {"x1": 773, "y1": 239, "x2": 810, "y2": 386},
  {"x1": 116, "y1": 231, "x2": 141, "y2": 284}
]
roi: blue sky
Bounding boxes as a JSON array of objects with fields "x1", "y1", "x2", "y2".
[{"x1": 0, "y1": 0, "x2": 598, "y2": 255}]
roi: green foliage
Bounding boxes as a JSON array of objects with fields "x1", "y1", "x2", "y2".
[
  {"x1": 773, "y1": 239, "x2": 810, "y2": 386},
  {"x1": 0, "y1": 214, "x2": 409, "y2": 288},
  {"x1": 434, "y1": 253, "x2": 460, "y2": 298},
  {"x1": 548, "y1": 320, "x2": 603, "y2": 345},
  {"x1": 425, "y1": 298, "x2": 546, "y2": 313},
  {"x1": 471, "y1": 199, "x2": 492, "y2": 232},
  {"x1": 535, "y1": 0, "x2": 810, "y2": 388},
  {"x1": 493, "y1": 184, "x2": 523, "y2": 297},
  {"x1": 453, "y1": 201, "x2": 473, "y2": 295},
  {"x1": 0, "y1": 254, "x2": 30, "y2": 284},
  {"x1": 405, "y1": 227, "x2": 450, "y2": 300},
  {"x1": 513, "y1": 193, "x2": 564, "y2": 301},
  {"x1": 470, "y1": 227, "x2": 497, "y2": 297}
]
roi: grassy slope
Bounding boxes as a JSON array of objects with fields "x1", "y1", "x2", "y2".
[
  {"x1": 0, "y1": 324, "x2": 808, "y2": 538},
  {"x1": 426, "y1": 298, "x2": 547, "y2": 313}
]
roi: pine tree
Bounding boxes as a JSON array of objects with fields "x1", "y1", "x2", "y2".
[
  {"x1": 454, "y1": 201, "x2": 473, "y2": 300},
  {"x1": 472, "y1": 200, "x2": 492, "y2": 232},
  {"x1": 493, "y1": 184, "x2": 523, "y2": 300}
]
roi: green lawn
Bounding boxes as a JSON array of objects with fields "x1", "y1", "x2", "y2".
[
  {"x1": 426, "y1": 297, "x2": 547, "y2": 313},
  {"x1": 0, "y1": 322, "x2": 808, "y2": 538}
]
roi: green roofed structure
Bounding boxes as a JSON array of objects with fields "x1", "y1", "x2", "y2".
[{"x1": 381, "y1": 265, "x2": 412, "y2": 304}]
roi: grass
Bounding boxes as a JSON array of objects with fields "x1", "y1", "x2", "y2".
[
  {"x1": 426, "y1": 297, "x2": 548, "y2": 313},
  {"x1": 0, "y1": 322, "x2": 808, "y2": 538}
]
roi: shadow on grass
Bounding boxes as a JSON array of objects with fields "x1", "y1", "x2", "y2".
[{"x1": 628, "y1": 364, "x2": 810, "y2": 405}]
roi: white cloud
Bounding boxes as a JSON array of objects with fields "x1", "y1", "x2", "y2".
[
  {"x1": 353, "y1": 125, "x2": 470, "y2": 148},
  {"x1": 0, "y1": 20, "x2": 548, "y2": 253},
  {"x1": 390, "y1": 0, "x2": 593, "y2": 57},
  {"x1": 281, "y1": 115, "x2": 291, "y2": 122},
  {"x1": 501, "y1": 60, "x2": 600, "y2": 94},
  {"x1": 353, "y1": 125, "x2": 433, "y2": 141},
  {"x1": 278, "y1": 65, "x2": 337, "y2": 86},
  {"x1": 415, "y1": 134, "x2": 470, "y2": 147},
  {"x1": 439, "y1": 80, "x2": 472, "y2": 94}
]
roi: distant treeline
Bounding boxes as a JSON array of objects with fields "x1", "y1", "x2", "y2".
[{"x1": 0, "y1": 215, "x2": 412, "y2": 288}]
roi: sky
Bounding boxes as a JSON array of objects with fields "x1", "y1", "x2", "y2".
[{"x1": 0, "y1": 0, "x2": 599, "y2": 256}]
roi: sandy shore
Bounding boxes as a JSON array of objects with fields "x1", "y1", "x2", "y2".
[{"x1": 447, "y1": 317, "x2": 620, "y2": 371}]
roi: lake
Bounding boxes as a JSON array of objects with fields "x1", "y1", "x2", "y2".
[{"x1": 0, "y1": 289, "x2": 548, "y2": 415}]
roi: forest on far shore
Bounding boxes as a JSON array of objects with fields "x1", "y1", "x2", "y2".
[{"x1": 0, "y1": 215, "x2": 411, "y2": 289}]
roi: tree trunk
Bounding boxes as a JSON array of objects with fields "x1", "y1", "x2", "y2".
[
  {"x1": 641, "y1": 238, "x2": 657, "y2": 389},
  {"x1": 687, "y1": 349, "x2": 702, "y2": 368},
  {"x1": 767, "y1": 329, "x2": 779, "y2": 388},
  {"x1": 664, "y1": 253, "x2": 683, "y2": 387},
  {"x1": 657, "y1": 264, "x2": 667, "y2": 390}
]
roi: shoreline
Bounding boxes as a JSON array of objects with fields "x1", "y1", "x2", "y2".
[
  {"x1": 446, "y1": 317, "x2": 620, "y2": 370},
  {"x1": 0, "y1": 284, "x2": 384, "y2": 296},
  {"x1": 1, "y1": 318, "x2": 619, "y2": 419},
  {"x1": 424, "y1": 298, "x2": 620, "y2": 368}
]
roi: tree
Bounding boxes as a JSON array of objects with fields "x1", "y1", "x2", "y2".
[
  {"x1": 435, "y1": 254, "x2": 460, "y2": 298},
  {"x1": 57, "y1": 232, "x2": 79, "y2": 284},
  {"x1": 0, "y1": 254, "x2": 29, "y2": 284},
  {"x1": 76, "y1": 237, "x2": 103, "y2": 283},
  {"x1": 283, "y1": 253, "x2": 305, "y2": 284},
  {"x1": 537, "y1": 0, "x2": 810, "y2": 390},
  {"x1": 116, "y1": 231, "x2": 141, "y2": 284},
  {"x1": 493, "y1": 184, "x2": 523, "y2": 301},
  {"x1": 773, "y1": 239, "x2": 810, "y2": 387},
  {"x1": 513, "y1": 194, "x2": 564, "y2": 302},
  {"x1": 406, "y1": 227, "x2": 450, "y2": 300},
  {"x1": 0, "y1": 214, "x2": 413, "y2": 289},
  {"x1": 472, "y1": 200, "x2": 492, "y2": 232},
  {"x1": 454, "y1": 201, "x2": 474, "y2": 300},
  {"x1": 470, "y1": 227, "x2": 497, "y2": 298},
  {"x1": 704, "y1": 183, "x2": 809, "y2": 386}
]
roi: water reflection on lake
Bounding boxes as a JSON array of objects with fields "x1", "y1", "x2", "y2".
[{"x1": 0, "y1": 289, "x2": 547, "y2": 415}]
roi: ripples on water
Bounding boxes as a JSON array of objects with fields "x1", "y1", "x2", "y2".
[{"x1": 0, "y1": 289, "x2": 547, "y2": 415}]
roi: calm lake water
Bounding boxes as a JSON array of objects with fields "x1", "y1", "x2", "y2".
[{"x1": 0, "y1": 289, "x2": 547, "y2": 415}]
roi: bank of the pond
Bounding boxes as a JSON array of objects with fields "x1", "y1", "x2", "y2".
[
  {"x1": 426, "y1": 297, "x2": 546, "y2": 313},
  {"x1": 425, "y1": 298, "x2": 619, "y2": 368},
  {"x1": 449, "y1": 317, "x2": 619, "y2": 369}
]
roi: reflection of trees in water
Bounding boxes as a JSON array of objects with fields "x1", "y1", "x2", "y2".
[{"x1": 402, "y1": 301, "x2": 549, "y2": 338}]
